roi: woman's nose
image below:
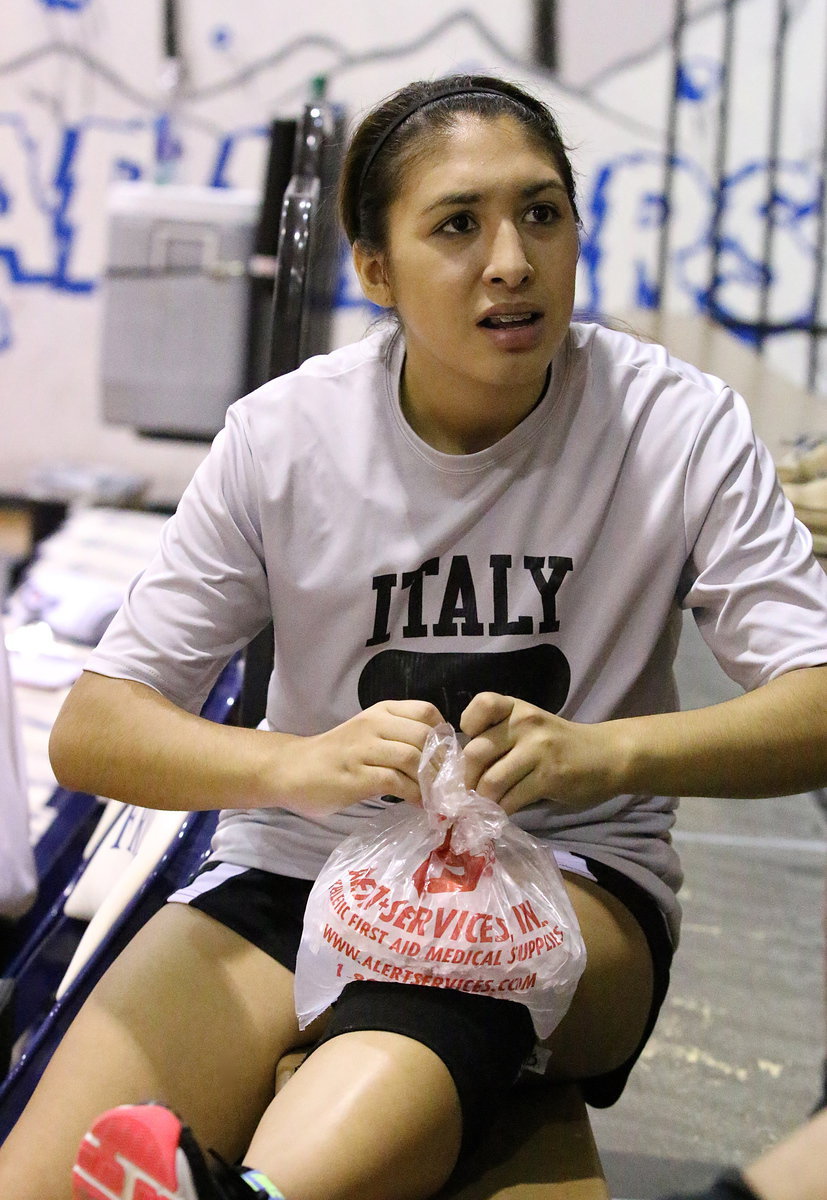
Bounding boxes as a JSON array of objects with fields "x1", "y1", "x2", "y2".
[{"x1": 483, "y1": 222, "x2": 533, "y2": 288}]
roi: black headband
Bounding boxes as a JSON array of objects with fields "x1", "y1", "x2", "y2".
[{"x1": 357, "y1": 84, "x2": 523, "y2": 199}]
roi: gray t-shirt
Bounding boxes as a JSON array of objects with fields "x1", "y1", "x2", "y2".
[{"x1": 86, "y1": 323, "x2": 827, "y2": 946}]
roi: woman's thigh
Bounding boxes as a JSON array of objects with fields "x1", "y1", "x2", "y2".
[
  {"x1": 0, "y1": 903, "x2": 313, "y2": 1200},
  {"x1": 542, "y1": 872, "x2": 655, "y2": 1080}
]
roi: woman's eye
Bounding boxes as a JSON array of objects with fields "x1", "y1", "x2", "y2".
[
  {"x1": 439, "y1": 212, "x2": 476, "y2": 235},
  {"x1": 525, "y1": 203, "x2": 559, "y2": 225}
]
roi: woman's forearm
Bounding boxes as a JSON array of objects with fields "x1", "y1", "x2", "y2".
[
  {"x1": 49, "y1": 670, "x2": 442, "y2": 816},
  {"x1": 613, "y1": 664, "x2": 827, "y2": 800},
  {"x1": 49, "y1": 670, "x2": 287, "y2": 812}
]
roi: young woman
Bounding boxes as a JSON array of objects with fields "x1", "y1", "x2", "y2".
[{"x1": 1, "y1": 74, "x2": 826, "y2": 1200}]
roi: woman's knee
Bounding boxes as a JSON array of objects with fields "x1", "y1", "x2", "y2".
[{"x1": 542, "y1": 873, "x2": 655, "y2": 1078}]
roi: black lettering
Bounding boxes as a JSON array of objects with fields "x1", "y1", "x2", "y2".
[
  {"x1": 433, "y1": 556, "x2": 484, "y2": 637},
  {"x1": 524, "y1": 556, "x2": 573, "y2": 633},
  {"x1": 366, "y1": 573, "x2": 397, "y2": 647},
  {"x1": 488, "y1": 555, "x2": 532, "y2": 636},
  {"x1": 402, "y1": 558, "x2": 439, "y2": 638}
]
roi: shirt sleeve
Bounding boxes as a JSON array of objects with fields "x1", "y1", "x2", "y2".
[
  {"x1": 85, "y1": 404, "x2": 272, "y2": 714},
  {"x1": 680, "y1": 385, "x2": 827, "y2": 691}
]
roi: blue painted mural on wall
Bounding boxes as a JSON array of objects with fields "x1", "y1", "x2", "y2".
[
  {"x1": 2, "y1": 106, "x2": 815, "y2": 319},
  {"x1": 579, "y1": 149, "x2": 822, "y2": 342},
  {"x1": 38, "y1": 0, "x2": 92, "y2": 10},
  {"x1": 0, "y1": 4, "x2": 823, "y2": 377},
  {"x1": 0, "y1": 113, "x2": 151, "y2": 292}
]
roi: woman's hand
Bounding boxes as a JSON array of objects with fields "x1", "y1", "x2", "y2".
[
  {"x1": 273, "y1": 699, "x2": 444, "y2": 815},
  {"x1": 459, "y1": 692, "x2": 618, "y2": 815}
]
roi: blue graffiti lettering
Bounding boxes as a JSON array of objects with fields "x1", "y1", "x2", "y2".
[
  {"x1": 53, "y1": 127, "x2": 93, "y2": 293},
  {"x1": 0, "y1": 100, "x2": 822, "y2": 364},
  {"x1": 701, "y1": 158, "x2": 821, "y2": 341},
  {"x1": 578, "y1": 144, "x2": 820, "y2": 344},
  {"x1": 210, "y1": 125, "x2": 268, "y2": 189},
  {"x1": 210, "y1": 26, "x2": 234, "y2": 51},
  {"x1": 0, "y1": 303, "x2": 12, "y2": 351},
  {"x1": 580, "y1": 150, "x2": 713, "y2": 313},
  {"x1": 154, "y1": 114, "x2": 183, "y2": 184},
  {"x1": 0, "y1": 112, "x2": 153, "y2": 292},
  {"x1": 676, "y1": 56, "x2": 723, "y2": 103},
  {"x1": 39, "y1": 0, "x2": 92, "y2": 9}
]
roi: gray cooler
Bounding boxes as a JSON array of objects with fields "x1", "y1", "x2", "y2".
[{"x1": 100, "y1": 183, "x2": 260, "y2": 440}]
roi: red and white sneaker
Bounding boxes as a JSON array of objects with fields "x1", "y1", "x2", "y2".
[{"x1": 72, "y1": 1103, "x2": 284, "y2": 1200}]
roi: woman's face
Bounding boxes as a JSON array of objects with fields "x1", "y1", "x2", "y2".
[{"x1": 355, "y1": 115, "x2": 580, "y2": 438}]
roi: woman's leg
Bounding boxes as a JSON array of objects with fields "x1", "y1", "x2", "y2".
[
  {"x1": 0, "y1": 870, "x2": 658, "y2": 1200},
  {"x1": 0, "y1": 904, "x2": 313, "y2": 1200},
  {"x1": 248, "y1": 1030, "x2": 464, "y2": 1200},
  {"x1": 543, "y1": 871, "x2": 656, "y2": 1077},
  {"x1": 220, "y1": 872, "x2": 653, "y2": 1200}
]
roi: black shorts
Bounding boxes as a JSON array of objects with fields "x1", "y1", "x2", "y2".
[{"x1": 168, "y1": 854, "x2": 672, "y2": 1144}]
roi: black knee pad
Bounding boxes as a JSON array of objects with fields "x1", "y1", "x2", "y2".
[{"x1": 316, "y1": 980, "x2": 536, "y2": 1148}]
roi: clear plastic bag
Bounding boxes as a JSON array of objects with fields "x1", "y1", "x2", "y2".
[{"x1": 294, "y1": 723, "x2": 587, "y2": 1037}]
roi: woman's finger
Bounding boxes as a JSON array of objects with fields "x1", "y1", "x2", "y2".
[{"x1": 459, "y1": 692, "x2": 515, "y2": 739}]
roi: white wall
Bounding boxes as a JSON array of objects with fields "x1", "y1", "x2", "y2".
[
  {"x1": 557, "y1": 0, "x2": 675, "y2": 85},
  {"x1": 556, "y1": 0, "x2": 715, "y2": 86}
]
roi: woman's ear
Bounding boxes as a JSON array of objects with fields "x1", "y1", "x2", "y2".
[{"x1": 352, "y1": 244, "x2": 394, "y2": 309}]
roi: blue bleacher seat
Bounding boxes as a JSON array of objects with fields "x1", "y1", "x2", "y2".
[{"x1": 0, "y1": 655, "x2": 241, "y2": 1135}]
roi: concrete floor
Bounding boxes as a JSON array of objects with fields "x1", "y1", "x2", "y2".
[{"x1": 592, "y1": 612, "x2": 827, "y2": 1198}]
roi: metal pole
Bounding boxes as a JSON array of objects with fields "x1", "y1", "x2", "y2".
[
  {"x1": 158, "y1": 0, "x2": 185, "y2": 183},
  {"x1": 533, "y1": 0, "x2": 558, "y2": 73},
  {"x1": 758, "y1": 1, "x2": 789, "y2": 351},
  {"x1": 163, "y1": 0, "x2": 178, "y2": 59},
  {"x1": 656, "y1": 0, "x2": 688, "y2": 307},
  {"x1": 808, "y1": 18, "x2": 827, "y2": 390},
  {"x1": 708, "y1": 0, "x2": 736, "y2": 320}
]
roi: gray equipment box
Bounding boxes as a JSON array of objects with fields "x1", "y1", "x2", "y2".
[{"x1": 100, "y1": 184, "x2": 260, "y2": 440}]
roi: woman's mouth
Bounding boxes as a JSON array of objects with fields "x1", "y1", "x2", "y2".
[
  {"x1": 479, "y1": 312, "x2": 541, "y2": 330},
  {"x1": 477, "y1": 310, "x2": 545, "y2": 352}
]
